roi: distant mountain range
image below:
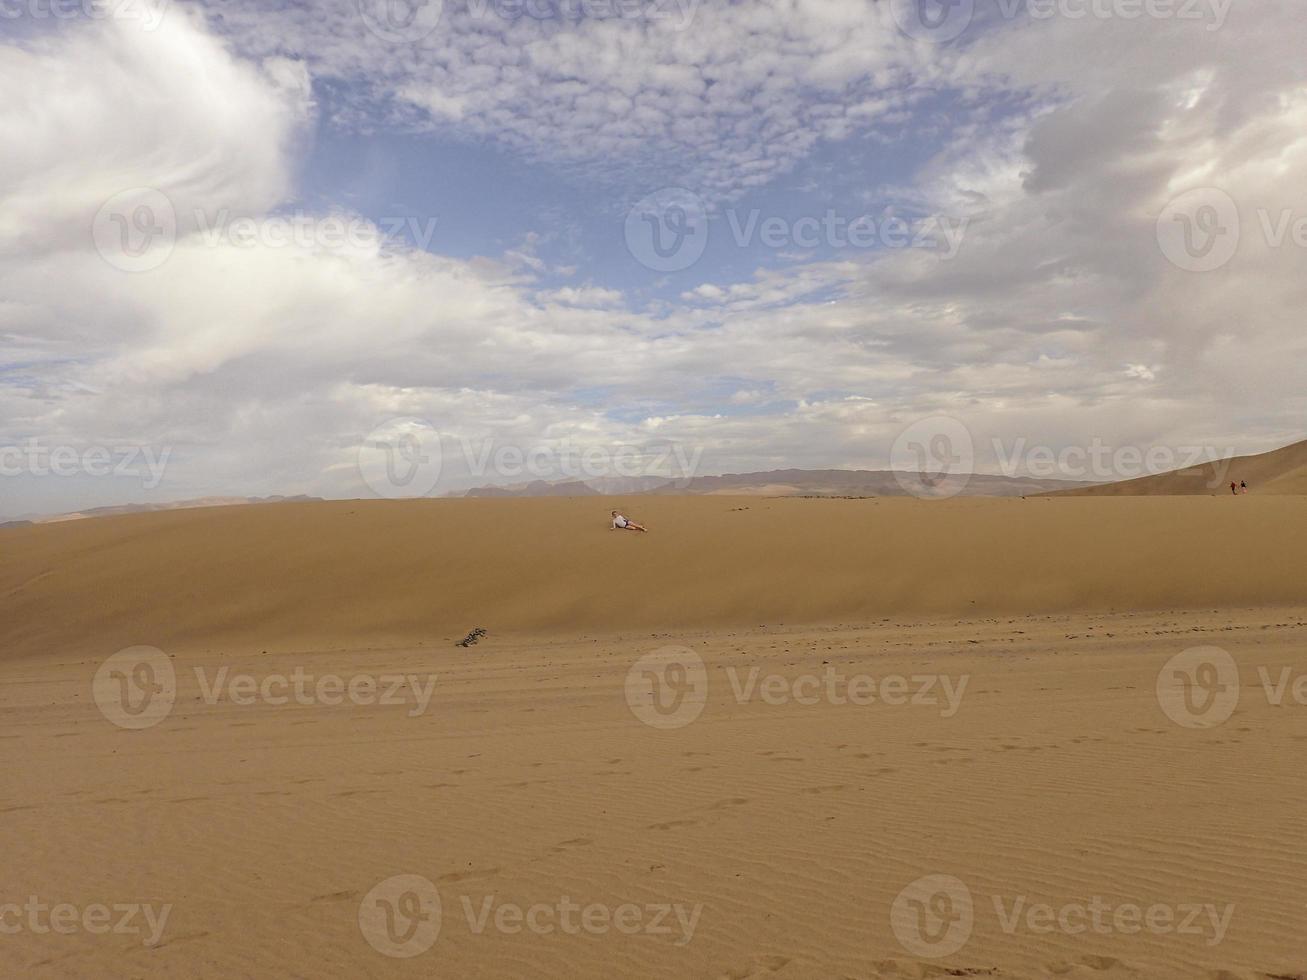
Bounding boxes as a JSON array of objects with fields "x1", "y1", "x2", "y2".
[
  {"x1": 5, "y1": 495, "x2": 321, "y2": 527},
  {"x1": 10, "y1": 437, "x2": 1303, "y2": 527},
  {"x1": 463, "y1": 469, "x2": 1099, "y2": 498}
]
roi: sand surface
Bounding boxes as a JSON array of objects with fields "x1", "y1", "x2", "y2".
[
  {"x1": 3, "y1": 496, "x2": 1307, "y2": 658},
  {"x1": 3, "y1": 498, "x2": 1306, "y2": 977}
]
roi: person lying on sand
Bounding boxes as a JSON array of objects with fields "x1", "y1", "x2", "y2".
[{"x1": 611, "y1": 510, "x2": 648, "y2": 532}]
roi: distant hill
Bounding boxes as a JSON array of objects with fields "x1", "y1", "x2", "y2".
[
  {"x1": 463, "y1": 469, "x2": 1097, "y2": 498},
  {"x1": 462, "y1": 476, "x2": 671, "y2": 497},
  {"x1": 17, "y1": 495, "x2": 322, "y2": 525},
  {"x1": 466, "y1": 480, "x2": 599, "y2": 498},
  {"x1": 1045, "y1": 438, "x2": 1307, "y2": 496}
]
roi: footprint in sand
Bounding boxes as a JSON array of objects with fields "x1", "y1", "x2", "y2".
[
  {"x1": 647, "y1": 818, "x2": 699, "y2": 831},
  {"x1": 1077, "y1": 954, "x2": 1125, "y2": 972},
  {"x1": 551, "y1": 837, "x2": 593, "y2": 852},
  {"x1": 309, "y1": 889, "x2": 358, "y2": 903},
  {"x1": 717, "y1": 954, "x2": 792, "y2": 978},
  {"x1": 438, "y1": 867, "x2": 501, "y2": 883}
]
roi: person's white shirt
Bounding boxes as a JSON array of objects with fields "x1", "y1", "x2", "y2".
[{"x1": 612, "y1": 514, "x2": 629, "y2": 528}]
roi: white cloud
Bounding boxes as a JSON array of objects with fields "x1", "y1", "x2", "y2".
[
  {"x1": 0, "y1": 12, "x2": 312, "y2": 255},
  {"x1": 4, "y1": 3, "x2": 1307, "y2": 517},
  {"x1": 203, "y1": 0, "x2": 941, "y2": 201}
]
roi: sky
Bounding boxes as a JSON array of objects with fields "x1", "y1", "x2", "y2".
[{"x1": 2, "y1": 0, "x2": 1306, "y2": 517}]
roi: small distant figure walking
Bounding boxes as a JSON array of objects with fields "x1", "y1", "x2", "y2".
[
  {"x1": 611, "y1": 510, "x2": 648, "y2": 532},
  {"x1": 1230, "y1": 481, "x2": 1238, "y2": 496},
  {"x1": 1241, "y1": 480, "x2": 1248, "y2": 494}
]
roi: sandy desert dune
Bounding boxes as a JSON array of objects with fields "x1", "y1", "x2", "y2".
[
  {"x1": 2, "y1": 494, "x2": 1307, "y2": 659},
  {"x1": 2, "y1": 489, "x2": 1306, "y2": 978},
  {"x1": 1049, "y1": 436, "x2": 1307, "y2": 496}
]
